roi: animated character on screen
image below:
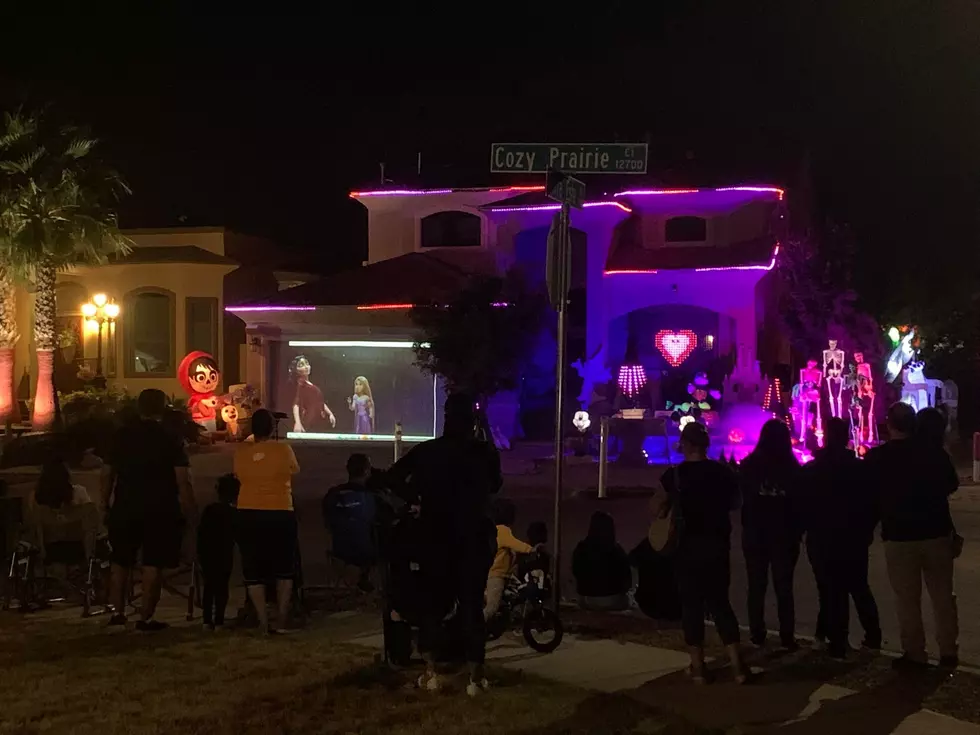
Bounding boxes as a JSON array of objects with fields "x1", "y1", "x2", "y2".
[
  {"x1": 347, "y1": 375, "x2": 375, "y2": 434},
  {"x1": 823, "y1": 339, "x2": 845, "y2": 418},
  {"x1": 289, "y1": 355, "x2": 336, "y2": 433},
  {"x1": 797, "y1": 359, "x2": 822, "y2": 443},
  {"x1": 178, "y1": 351, "x2": 222, "y2": 431}
]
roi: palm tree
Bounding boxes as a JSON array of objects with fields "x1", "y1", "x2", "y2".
[{"x1": 0, "y1": 110, "x2": 131, "y2": 429}]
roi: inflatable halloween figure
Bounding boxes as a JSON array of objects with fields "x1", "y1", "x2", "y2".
[
  {"x1": 178, "y1": 351, "x2": 222, "y2": 431},
  {"x1": 221, "y1": 404, "x2": 240, "y2": 440}
]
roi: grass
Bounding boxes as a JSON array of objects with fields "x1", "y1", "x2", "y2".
[{"x1": 0, "y1": 609, "x2": 712, "y2": 735}]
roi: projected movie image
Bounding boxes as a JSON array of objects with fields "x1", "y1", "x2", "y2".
[{"x1": 280, "y1": 341, "x2": 437, "y2": 441}]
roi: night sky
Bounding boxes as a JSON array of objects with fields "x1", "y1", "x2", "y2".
[{"x1": 2, "y1": 4, "x2": 978, "y2": 306}]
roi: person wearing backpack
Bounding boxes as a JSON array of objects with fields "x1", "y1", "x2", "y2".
[{"x1": 653, "y1": 422, "x2": 746, "y2": 684}]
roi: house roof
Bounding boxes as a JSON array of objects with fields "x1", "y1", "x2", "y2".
[
  {"x1": 247, "y1": 250, "x2": 498, "y2": 307},
  {"x1": 108, "y1": 246, "x2": 238, "y2": 266},
  {"x1": 604, "y1": 235, "x2": 778, "y2": 273}
]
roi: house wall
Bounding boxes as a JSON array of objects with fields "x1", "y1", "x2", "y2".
[
  {"x1": 10, "y1": 229, "x2": 236, "y2": 414},
  {"x1": 355, "y1": 190, "x2": 536, "y2": 264}
]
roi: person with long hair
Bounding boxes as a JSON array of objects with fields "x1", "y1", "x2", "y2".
[
  {"x1": 656, "y1": 422, "x2": 746, "y2": 684},
  {"x1": 739, "y1": 418, "x2": 804, "y2": 649},
  {"x1": 35, "y1": 458, "x2": 91, "y2": 510},
  {"x1": 288, "y1": 355, "x2": 335, "y2": 433},
  {"x1": 234, "y1": 408, "x2": 301, "y2": 634},
  {"x1": 347, "y1": 376, "x2": 375, "y2": 434},
  {"x1": 572, "y1": 511, "x2": 631, "y2": 611}
]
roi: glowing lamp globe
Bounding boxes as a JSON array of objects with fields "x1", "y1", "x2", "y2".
[
  {"x1": 93, "y1": 293, "x2": 107, "y2": 307},
  {"x1": 81, "y1": 303, "x2": 97, "y2": 318},
  {"x1": 103, "y1": 302, "x2": 120, "y2": 319}
]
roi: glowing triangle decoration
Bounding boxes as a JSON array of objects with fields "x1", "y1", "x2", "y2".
[{"x1": 655, "y1": 329, "x2": 698, "y2": 367}]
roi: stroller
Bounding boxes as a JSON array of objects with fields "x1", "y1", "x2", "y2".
[{"x1": 380, "y1": 511, "x2": 464, "y2": 666}]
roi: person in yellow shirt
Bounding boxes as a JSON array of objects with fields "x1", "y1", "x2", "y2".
[
  {"x1": 233, "y1": 409, "x2": 300, "y2": 634},
  {"x1": 484, "y1": 499, "x2": 534, "y2": 620}
]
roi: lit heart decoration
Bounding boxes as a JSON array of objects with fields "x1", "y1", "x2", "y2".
[{"x1": 655, "y1": 330, "x2": 698, "y2": 367}]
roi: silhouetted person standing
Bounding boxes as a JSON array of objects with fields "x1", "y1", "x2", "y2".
[
  {"x1": 387, "y1": 394, "x2": 502, "y2": 697},
  {"x1": 803, "y1": 417, "x2": 881, "y2": 658},
  {"x1": 867, "y1": 404, "x2": 959, "y2": 669},
  {"x1": 739, "y1": 419, "x2": 803, "y2": 649},
  {"x1": 102, "y1": 389, "x2": 196, "y2": 631}
]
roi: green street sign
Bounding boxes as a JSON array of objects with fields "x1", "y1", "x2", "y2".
[{"x1": 490, "y1": 143, "x2": 647, "y2": 174}]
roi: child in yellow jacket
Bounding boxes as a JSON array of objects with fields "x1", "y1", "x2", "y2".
[{"x1": 484, "y1": 499, "x2": 533, "y2": 620}]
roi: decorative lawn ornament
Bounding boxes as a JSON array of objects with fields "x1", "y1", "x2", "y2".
[{"x1": 655, "y1": 329, "x2": 697, "y2": 367}]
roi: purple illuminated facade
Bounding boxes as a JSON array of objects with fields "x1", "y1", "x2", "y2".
[{"x1": 231, "y1": 183, "x2": 787, "y2": 439}]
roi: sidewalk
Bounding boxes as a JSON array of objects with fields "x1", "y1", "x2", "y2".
[{"x1": 347, "y1": 619, "x2": 980, "y2": 734}]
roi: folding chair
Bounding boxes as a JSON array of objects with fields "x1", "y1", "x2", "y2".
[{"x1": 31, "y1": 502, "x2": 104, "y2": 617}]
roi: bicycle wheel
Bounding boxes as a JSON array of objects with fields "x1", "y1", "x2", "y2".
[{"x1": 523, "y1": 606, "x2": 563, "y2": 653}]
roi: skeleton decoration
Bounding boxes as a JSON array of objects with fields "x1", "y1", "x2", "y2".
[
  {"x1": 823, "y1": 339, "x2": 845, "y2": 419},
  {"x1": 798, "y1": 359, "x2": 823, "y2": 443}
]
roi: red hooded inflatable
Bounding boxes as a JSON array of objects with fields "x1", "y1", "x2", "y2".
[{"x1": 178, "y1": 351, "x2": 221, "y2": 424}]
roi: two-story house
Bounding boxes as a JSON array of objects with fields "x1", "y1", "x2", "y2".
[{"x1": 232, "y1": 182, "x2": 787, "y2": 442}]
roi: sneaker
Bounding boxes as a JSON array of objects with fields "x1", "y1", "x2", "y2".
[
  {"x1": 107, "y1": 614, "x2": 127, "y2": 627},
  {"x1": 939, "y1": 655, "x2": 959, "y2": 669},
  {"x1": 465, "y1": 678, "x2": 490, "y2": 697},
  {"x1": 135, "y1": 620, "x2": 169, "y2": 633},
  {"x1": 417, "y1": 672, "x2": 440, "y2": 692},
  {"x1": 892, "y1": 655, "x2": 929, "y2": 672}
]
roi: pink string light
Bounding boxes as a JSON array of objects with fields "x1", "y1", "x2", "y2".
[
  {"x1": 225, "y1": 306, "x2": 316, "y2": 312},
  {"x1": 487, "y1": 201, "x2": 633, "y2": 213},
  {"x1": 350, "y1": 185, "x2": 545, "y2": 198},
  {"x1": 617, "y1": 364, "x2": 647, "y2": 397}
]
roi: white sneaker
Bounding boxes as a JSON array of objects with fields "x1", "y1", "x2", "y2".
[
  {"x1": 466, "y1": 678, "x2": 490, "y2": 697},
  {"x1": 417, "y1": 673, "x2": 440, "y2": 692}
]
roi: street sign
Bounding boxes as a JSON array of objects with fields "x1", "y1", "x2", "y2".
[
  {"x1": 490, "y1": 142, "x2": 647, "y2": 174},
  {"x1": 546, "y1": 169, "x2": 585, "y2": 209}
]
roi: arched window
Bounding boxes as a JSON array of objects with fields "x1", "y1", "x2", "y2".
[
  {"x1": 665, "y1": 216, "x2": 707, "y2": 243},
  {"x1": 124, "y1": 288, "x2": 176, "y2": 377},
  {"x1": 420, "y1": 211, "x2": 482, "y2": 248}
]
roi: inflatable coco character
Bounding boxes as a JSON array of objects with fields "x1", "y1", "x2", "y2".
[{"x1": 178, "y1": 351, "x2": 222, "y2": 431}]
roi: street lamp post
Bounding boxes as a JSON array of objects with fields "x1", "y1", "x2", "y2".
[{"x1": 81, "y1": 294, "x2": 119, "y2": 387}]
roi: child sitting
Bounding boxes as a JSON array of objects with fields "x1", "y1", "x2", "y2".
[
  {"x1": 484, "y1": 499, "x2": 534, "y2": 620},
  {"x1": 197, "y1": 474, "x2": 239, "y2": 630}
]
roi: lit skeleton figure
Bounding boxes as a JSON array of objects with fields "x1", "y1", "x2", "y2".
[
  {"x1": 798, "y1": 359, "x2": 822, "y2": 443},
  {"x1": 823, "y1": 339, "x2": 845, "y2": 418},
  {"x1": 852, "y1": 352, "x2": 876, "y2": 444}
]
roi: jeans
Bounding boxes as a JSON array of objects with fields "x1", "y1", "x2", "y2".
[
  {"x1": 809, "y1": 540, "x2": 881, "y2": 652},
  {"x1": 674, "y1": 537, "x2": 740, "y2": 646},
  {"x1": 484, "y1": 576, "x2": 506, "y2": 621},
  {"x1": 201, "y1": 566, "x2": 231, "y2": 626},
  {"x1": 884, "y1": 537, "x2": 958, "y2": 661},
  {"x1": 743, "y1": 536, "x2": 799, "y2": 644}
]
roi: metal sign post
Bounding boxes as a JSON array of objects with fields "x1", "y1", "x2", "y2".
[
  {"x1": 550, "y1": 197, "x2": 571, "y2": 613},
  {"x1": 491, "y1": 142, "x2": 647, "y2": 615}
]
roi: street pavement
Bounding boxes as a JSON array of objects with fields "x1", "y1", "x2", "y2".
[
  {"x1": 346, "y1": 621, "x2": 980, "y2": 733},
  {"x1": 188, "y1": 441, "x2": 980, "y2": 666}
]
